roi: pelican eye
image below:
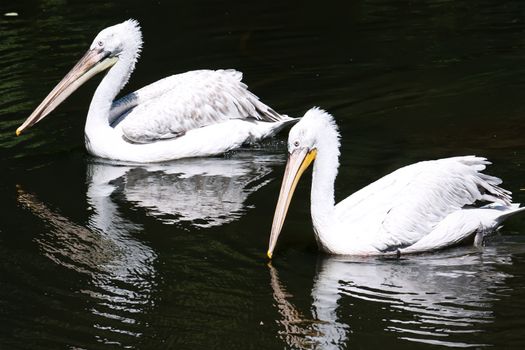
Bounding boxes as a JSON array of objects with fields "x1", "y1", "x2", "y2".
[
  {"x1": 97, "y1": 40, "x2": 104, "y2": 47},
  {"x1": 293, "y1": 141, "x2": 300, "y2": 147}
]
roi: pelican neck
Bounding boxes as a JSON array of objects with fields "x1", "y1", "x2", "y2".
[
  {"x1": 310, "y1": 127, "x2": 339, "y2": 235},
  {"x1": 85, "y1": 49, "x2": 137, "y2": 138}
]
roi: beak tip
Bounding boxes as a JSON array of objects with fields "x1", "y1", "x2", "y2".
[
  {"x1": 267, "y1": 250, "x2": 273, "y2": 260},
  {"x1": 15, "y1": 128, "x2": 22, "y2": 136}
]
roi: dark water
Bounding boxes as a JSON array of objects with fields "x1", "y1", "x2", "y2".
[{"x1": 1, "y1": 1, "x2": 525, "y2": 348}]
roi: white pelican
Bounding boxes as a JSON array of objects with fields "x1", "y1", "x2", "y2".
[
  {"x1": 267, "y1": 107, "x2": 525, "y2": 258},
  {"x1": 16, "y1": 19, "x2": 296, "y2": 162}
]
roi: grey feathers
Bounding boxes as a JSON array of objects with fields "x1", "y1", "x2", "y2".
[{"x1": 109, "y1": 69, "x2": 289, "y2": 143}]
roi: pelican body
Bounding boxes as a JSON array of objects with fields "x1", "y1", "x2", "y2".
[
  {"x1": 268, "y1": 107, "x2": 525, "y2": 258},
  {"x1": 17, "y1": 20, "x2": 296, "y2": 162}
]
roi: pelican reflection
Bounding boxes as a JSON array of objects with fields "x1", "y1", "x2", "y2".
[
  {"x1": 16, "y1": 185, "x2": 155, "y2": 345},
  {"x1": 87, "y1": 152, "x2": 283, "y2": 228},
  {"x1": 270, "y1": 247, "x2": 520, "y2": 348},
  {"x1": 15, "y1": 152, "x2": 282, "y2": 345}
]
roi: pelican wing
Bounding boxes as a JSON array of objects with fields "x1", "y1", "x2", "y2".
[
  {"x1": 334, "y1": 156, "x2": 511, "y2": 251},
  {"x1": 111, "y1": 69, "x2": 287, "y2": 143}
]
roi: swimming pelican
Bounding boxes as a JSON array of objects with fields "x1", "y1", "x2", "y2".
[
  {"x1": 267, "y1": 107, "x2": 525, "y2": 258},
  {"x1": 16, "y1": 19, "x2": 296, "y2": 162}
]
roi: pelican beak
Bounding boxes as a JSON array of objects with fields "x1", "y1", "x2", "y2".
[
  {"x1": 267, "y1": 147, "x2": 317, "y2": 259},
  {"x1": 16, "y1": 47, "x2": 118, "y2": 136}
]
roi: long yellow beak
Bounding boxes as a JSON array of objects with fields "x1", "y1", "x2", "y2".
[
  {"x1": 267, "y1": 147, "x2": 317, "y2": 259},
  {"x1": 16, "y1": 48, "x2": 117, "y2": 136}
]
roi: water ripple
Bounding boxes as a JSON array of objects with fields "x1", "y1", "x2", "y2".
[{"x1": 269, "y1": 245, "x2": 524, "y2": 348}]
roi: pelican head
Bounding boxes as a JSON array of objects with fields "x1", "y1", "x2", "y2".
[
  {"x1": 267, "y1": 107, "x2": 340, "y2": 259},
  {"x1": 16, "y1": 19, "x2": 142, "y2": 136}
]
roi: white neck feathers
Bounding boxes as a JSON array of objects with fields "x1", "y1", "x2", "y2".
[{"x1": 305, "y1": 109, "x2": 341, "y2": 241}]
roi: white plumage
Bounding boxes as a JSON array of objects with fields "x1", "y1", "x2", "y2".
[
  {"x1": 267, "y1": 107, "x2": 525, "y2": 257},
  {"x1": 17, "y1": 19, "x2": 295, "y2": 162}
]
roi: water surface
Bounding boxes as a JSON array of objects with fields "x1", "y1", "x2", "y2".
[{"x1": 1, "y1": 1, "x2": 525, "y2": 349}]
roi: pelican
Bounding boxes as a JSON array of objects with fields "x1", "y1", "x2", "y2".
[
  {"x1": 16, "y1": 19, "x2": 296, "y2": 162},
  {"x1": 267, "y1": 107, "x2": 525, "y2": 258}
]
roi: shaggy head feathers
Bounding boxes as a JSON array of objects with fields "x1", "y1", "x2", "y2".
[
  {"x1": 287, "y1": 107, "x2": 341, "y2": 153},
  {"x1": 90, "y1": 19, "x2": 143, "y2": 59}
]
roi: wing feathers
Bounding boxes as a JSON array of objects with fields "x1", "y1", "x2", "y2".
[
  {"x1": 335, "y1": 156, "x2": 513, "y2": 251},
  {"x1": 111, "y1": 70, "x2": 288, "y2": 143}
]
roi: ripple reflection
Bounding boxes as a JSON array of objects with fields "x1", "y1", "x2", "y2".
[
  {"x1": 16, "y1": 184, "x2": 155, "y2": 346},
  {"x1": 271, "y1": 247, "x2": 521, "y2": 348}
]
